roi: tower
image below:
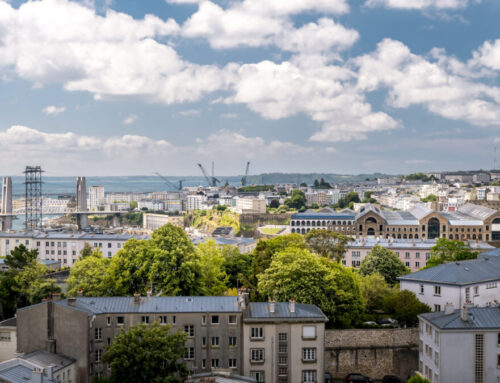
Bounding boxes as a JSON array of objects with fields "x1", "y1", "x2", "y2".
[
  {"x1": 1, "y1": 177, "x2": 13, "y2": 231},
  {"x1": 76, "y1": 177, "x2": 88, "y2": 212},
  {"x1": 24, "y1": 166, "x2": 43, "y2": 231}
]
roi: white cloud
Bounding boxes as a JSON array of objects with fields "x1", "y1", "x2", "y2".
[
  {"x1": 179, "y1": 109, "x2": 201, "y2": 116},
  {"x1": 470, "y1": 39, "x2": 500, "y2": 71},
  {"x1": 355, "y1": 38, "x2": 500, "y2": 127},
  {"x1": 42, "y1": 105, "x2": 66, "y2": 115},
  {"x1": 123, "y1": 114, "x2": 138, "y2": 124},
  {"x1": 365, "y1": 0, "x2": 470, "y2": 10},
  {"x1": 220, "y1": 113, "x2": 238, "y2": 119}
]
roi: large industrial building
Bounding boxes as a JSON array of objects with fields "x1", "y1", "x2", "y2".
[{"x1": 290, "y1": 203, "x2": 500, "y2": 242}]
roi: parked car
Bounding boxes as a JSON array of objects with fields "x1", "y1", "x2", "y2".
[
  {"x1": 324, "y1": 372, "x2": 332, "y2": 383},
  {"x1": 345, "y1": 373, "x2": 374, "y2": 382},
  {"x1": 382, "y1": 376, "x2": 402, "y2": 383},
  {"x1": 376, "y1": 317, "x2": 399, "y2": 327},
  {"x1": 363, "y1": 321, "x2": 377, "y2": 326}
]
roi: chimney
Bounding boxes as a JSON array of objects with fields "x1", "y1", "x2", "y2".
[
  {"x1": 461, "y1": 304, "x2": 472, "y2": 322},
  {"x1": 52, "y1": 292, "x2": 61, "y2": 301},
  {"x1": 237, "y1": 288, "x2": 249, "y2": 310},
  {"x1": 289, "y1": 299, "x2": 296, "y2": 313},
  {"x1": 68, "y1": 297, "x2": 76, "y2": 307},
  {"x1": 46, "y1": 366, "x2": 53, "y2": 380},
  {"x1": 134, "y1": 292, "x2": 141, "y2": 303},
  {"x1": 32, "y1": 368, "x2": 43, "y2": 383},
  {"x1": 147, "y1": 289, "x2": 152, "y2": 298},
  {"x1": 444, "y1": 302, "x2": 454, "y2": 315},
  {"x1": 77, "y1": 289, "x2": 83, "y2": 297},
  {"x1": 269, "y1": 298, "x2": 275, "y2": 313}
]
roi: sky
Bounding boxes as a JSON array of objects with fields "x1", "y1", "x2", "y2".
[{"x1": 0, "y1": 0, "x2": 499, "y2": 176}]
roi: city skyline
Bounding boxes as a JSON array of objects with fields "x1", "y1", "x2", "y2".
[{"x1": 0, "y1": 0, "x2": 500, "y2": 176}]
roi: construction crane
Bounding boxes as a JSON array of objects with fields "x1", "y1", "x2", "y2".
[
  {"x1": 198, "y1": 162, "x2": 220, "y2": 187},
  {"x1": 155, "y1": 173, "x2": 185, "y2": 191},
  {"x1": 241, "y1": 161, "x2": 250, "y2": 186}
]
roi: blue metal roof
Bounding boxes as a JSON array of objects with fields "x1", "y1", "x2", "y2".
[
  {"x1": 398, "y1": 256, "x2": 500, "y2": 285},
  {"x1": 0, "y1": 365, "x2": 55, "y2": 383},
  {"x1": 420, "y1": 307, "x2": 500, "y2": 330},
  {"x1": 55, "y1": 296, "x2": 241, "y2": 315},
  {"x1": 247, "y1": 302, "x2": 328, "y2": 321},
  {"x1": 480, "y1": 248, "x2": 500, "y2": 257}
]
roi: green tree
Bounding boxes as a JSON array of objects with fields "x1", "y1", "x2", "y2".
[
  {"x1": 383, "y1": 289, "x2": 431, "y2": 326},
  {"x1": 103, "y1": 322, "x2": 188, "y2": 383},
  {"x1": 284, "y1": 190, "x2": 306, "y2": 210},
  {"x1": 196, "y1": 240, "x2": 229, "y2": 296},
  {"x1": 4, "y1": 244, "x2": 38, "y2": 269},
  {"x1": 257, "y1": 248, "x2": 364, "y2": 328},
  {"x1": 13, "y1": 262, "x2": 60, "y2": 305},
  {"x1": 337, "y1": 192, "x2": 360, "y2": 209},
  {"x1": 304, "y1": 229, "x2": 353, "y2": 262},
  {"x1": 269, "y1": 199, "x2": 280, "y2": 209},
  {"x1": 67, "y1": 250, "x2": 110, "y2": 296},
  {"x1": 359, "y1": 273, "x2": 392, "y2": 313},
  {"x1": 80, "y1": 242, "x2": 93, "y2": 259},
  {"x1": 221, "y1": 246, "x2": 252, "y2": 289},
  {"x1": 313, "y1": 179, "x2": 320, "y2": 188},
  {"x1": 129, "y1": 201, "x2": 138, "y2": 210},
  {"x1": 425, "y1": 238, "x2": 479, "y2": 268},
  {"x1": 420, "y1": 194, "x2": 437, "y2": 202},
  {"x1": 359, "y1": 245, "x2": 410, "y2": 285},
  {"x1": 407, "y1": 375, "x2": 431, "y2": 383}
]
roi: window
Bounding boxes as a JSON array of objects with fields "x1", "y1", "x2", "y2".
[
  {"x1": 0, "y1": 332, "x2": 11, "y2": 341},
  {"x1": 279, "y1": 367, "x2": 288, "y2": 377},
  {"x1": 172, "y1": 316, "x2": 176, "y2": 324},
  {"x1": 302, "y1": 326, "x2": 316, "y2": 339},
  {"x1": 251, "y1": 327, "x2": 264, "y2": 339},
  {"x1": 303, "y1": 348, "x2": 317, "y2": 361},
  {"x1": 202, "y1": 337, "x2": 206, "y2": 346},
  {"x1": 302, "y1": 370, "x2": 317, "y2": 383},
  {"x1": 251, "y1": 371, "x2": 264, "y2": 383},
  {"x1": 107, "y1": 338, "x2": 111, "y2": 346},
  {"x1": 497, "y1": 354, "x2": 500, "y2": 368},
  {"x1": 116, "y1": 316, "x2": 124, "y2": 325},
  {"x1": 159, "y1": 315, "x2": 167, "y2": 324},
  {"x1": 184, "y1": 347, "x2": 195, "y2": 360},
  {"x1": 95, "y1": 349, "x2": 102, "y2": 363},
  {"x1": 278, "y1": 355, "x2": 288, "y2": 365},
  {"x1": 474, "y1": 334, "x2": 484, "y2": 383},
  {"x1": 202, "y1": 359, "x2": 206, "y2": 368},
  {"x1": 229, "y1": 315, "x2": 237, "y2": 324},
  {"x1": 229, "y1": 336, "x2": 237, "y2": 347},
  {"x1": 497, "y1": 333, "x2": 500, "y2": 346},
  {"x1": 405, "y1": 252, "x2": 410, "y2": 258},
  {"x1": 486, "y1": 282, "x2": 497, "y2": 289},
  {"x1": 405, "y1": 261, "x2": 410, "y2": 267},
  {"x1": 211, "y1": 359, "x2": 219, "y2": 368},
  {"x1": 211, "y1": 337, "x2": 219, "y2": 347},
  {"x1": 466, "y1": 287, "x2": 471, "y2": 302},
  {"x1": 434, "y1": 351, "x2": 439, "y2": 367},
  {"x1": 279, "y1": 343, "x2": 288, "y2": 353},
  {"x1": 279, "y1": 333, "x2": 288, "y2": 342},
  {"x1": 108, "y1": 243, "x2": 112, "y2": 248},
  {"x1": 211, "y1": 315, "x2": 219, "y2": 324},
  {"x1": 184, "y1": 325, "x2": 194, "y2": 337},
  {"x1": 416, "y1": 252, "x2": 420, "y2": 258},
  {"x1": 474, "y1": 286, "x2": 479, "y2": 296},
  {"x1": 416, "y1": 261, "x2": 420, "y2": 268},
  {"x1": 95, "y1": 328, "x2": 102, "y2": 340},
  {"x1": 202, "y1": 315, "x2": 206, "y2": 325},
  {"x1": 106, "y1": 316, "x2": 111, "y2": 326},
  {"x1": 229, "y1": 358, "x2": 237, "y2": 368},
  {"x1": 434, "y1": 286, "x2": 441, "y2": 296},
  {"x1": 434, "y1": 304, "x2": 441, "y2": 312},
  {"x1": 419, "y1": 285, "x2": 424, "y2": 294},
  {"x1": 141, "y1": 316, "x2": 149, "y2": 324},
  {"x1": 251, "y1": 349, "x2": 264, "y2": 362}
]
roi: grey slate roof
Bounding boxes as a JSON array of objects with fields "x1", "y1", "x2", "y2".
[
  {"x1": 420, "y1": 307, "x2": 500, "y2": 330},
  {"x1": 480, "y1": 247, "x2": 500, "y2": 257},
  {"x1": 398, "y1": 256, "x2": 500, "y2": 285},
  {"x1": 55, "y1": 296, "x2": 240, "y2": 315},
  {"x1": 246, "y1": 302, "x2": 328, "y2": 322},
  {"x1": 0, "y1": 365, "x2": 55, "y2": 383},
  {"x1": 0, "y1": 317, "x2": 16, "y2": 327},
  {"x1": 348, "y1": 238, "x2": 493, "y2": 250},
  {"x1": 21, "y1": 350, "x2": 74, "y2": 372}
]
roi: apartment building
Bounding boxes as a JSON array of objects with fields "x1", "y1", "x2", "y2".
[
  {"x1": 232, "y1": 197, "x2": 266, "y2": 214},
  {"x1": 88, "y1": 186, "x2": 104, "y2": 211},
  {"x1": 344, "y1": 238, "x2": 494, "y2": 272},
  {"x1": 399, "y1": 256, "x2": 500, "y2": 312},
  {"x1": 16, "y1": 294, "x2": 327, "y2": 383},
  {"x1": 418, "y1": 305, "x2": 500, "y2": 383},
  {"x1": 0, "y1": 232, "x2": 149, "y2": 266},
  {"x1": 142, "y1": 213, "x2": 184, "y2": 231},
  {"x1": 187, "y1": 195, "x2": 207, "y2": 211}
]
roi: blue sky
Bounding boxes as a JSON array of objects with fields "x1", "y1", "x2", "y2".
[{"x1": 0, "y1": 0, "x2": 499, "y2": 176}]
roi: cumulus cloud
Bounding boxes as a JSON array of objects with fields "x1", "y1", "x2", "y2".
[
  {"x1": 42, "y1": 105, "x2": 66, "y2": 115},
  {"x1": 470, "y1": 39, "x2": 500, "y2": 71},
  {"x1": 179, "y1": 109, "x2": 201, "y2": 116},
  {"x1": 123, "y1": 114, "x2": 138, "y2": 124},
  {"x1": 365, "y1": 0, "x2": 470, "y2": 10},
  {"x1": 355, "y1": 38, "x2": 500, "y2": 127}
]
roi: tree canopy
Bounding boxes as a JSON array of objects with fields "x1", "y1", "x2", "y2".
[
  {"x1": 67, "y1": 250, "x2": 110, "y2": 296},
  {"x1": 103, "y1": 322, "x2": 188, "y2": 383},
  {"x1": 284, "y1": 190, "x2": 306, "y2": 210},
  {"x1": 196, "y1": 240, "x2": 229, "y2": 296},
  {"x1": 359, "y1": 245, "x2": 410, "y2": 285},
  {"x1": 425, "y1": 238, "x2": 478, "y2": 269},
  {"x1": 257, "y1": 247, "x2": 364, "y2": 328},
  {"x1": 383, "y1": 290, "x2": 431, "y2": 326},
  {"x1": 304, "y1": 229, "x2": 352, "y2": 262},
  {"x1": 358, "y1": 273, "x2": 392, "y2": 313}
]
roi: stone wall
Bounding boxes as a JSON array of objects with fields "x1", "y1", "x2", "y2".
[{"x1": 325, "y1": 328, "x2": 419, "y2": 381}]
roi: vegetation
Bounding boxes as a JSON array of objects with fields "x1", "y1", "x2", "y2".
[
  {"x1": 335, "y1": 192, "x2": 360, "y2": 209},
  {"x1": 359, "y1": 273, "x2": 392, "y2": 313},
  {"x1": 313, "y1": 178, "x2": 331, "y2": 189},
  {"x1": 425, "y1": 238, "x2": 479, "y2": 269},
  {"x1": 103, "y1": 322, "x2": 188, "y2": 383},
  {"x1": 67, "y1": 250, "x2": 110, "y2": 296},
  {"x1": 260, "y1": 227, "x2": 283, "y2": 235},
  {"x1": 407, "y1": 375, "x2": 431, "y2": 383},
  {"x1": 238, "y1": 185, "x2": 275, "y2": 192},
  {"x1": 383, "y1": 290, "x2": 431, "y2": 327},
  {"x1": 304, "y1": 229, "x2": 353, "y2": 262},
  {"x1": 196, "y1": 240, "x2": 229, "y2": 296},
  {"x1": 359, "y1": 245, "x2": 410, "y2": 285},
  {"x1": 420, "y1": 194, "x2": 437, "y2": 202},
  {"x1": 284, "y1": 190, "x2": 306, "y2": 210},
  {"x1": 405, "y1": 173, "x2": 430, "y2": 181},
  {"x1": 257, "y1": 247, "x2": 364, "y2": 328},
  {"x1": 188, "y1": 209, "x2": 240, "y2": 233}
]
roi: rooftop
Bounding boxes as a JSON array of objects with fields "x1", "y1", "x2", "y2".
[
  {"x1": 398, "y1": 256, "x2": 500, "y2": 285},
  {"x1": 420, "y1": 307, "x2": 500, "y2": 330},
  {"x1": 347, "y1": 238, "x2": 493, "y2": 250},
  {"x1": 21, "y1": 350, "x2": 75, "y2": 372},
  {"x1": 247, "y1": 302, "x2": 328, "y2": 322},
  {"x1": 0, "y1": 317, "x2": 16, "y2": 327}
]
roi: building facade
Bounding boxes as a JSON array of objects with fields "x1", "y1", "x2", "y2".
[
  {"x1": 142, "y1": 213, "x2": 184, "y2": 231},
  {"x1": 88, "y1": 186, "x2": 104, "y2": 211}
]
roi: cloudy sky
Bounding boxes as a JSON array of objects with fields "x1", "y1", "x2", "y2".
[{"x1": 0, "y1": 0, "x2": 499, "y2": 176}]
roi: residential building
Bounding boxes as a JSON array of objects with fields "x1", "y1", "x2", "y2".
[
  {"x1": 187, "y1": 195, "x2": 207, "y2": 211},
  {"x1": 399, "y1": 256, "x2": 500, "y2": 311},
  {"x1": 143, "y1": 213, "x2": 184, "y2": 231},
  {"x1": 418, "y1": 305, "x2": 500, "y2": 383},
  {"x1": 16, "y1": 294, "x2": 327, "y2": 383},
  {"x1": 0, "y1": 318, "x2": 16, "y2": 362},
  {"x1": 137, "y1": 200, "x2": 165, "y2": 211},
  {"x1": 88, "y1": 186, "x2": 104, "y2": 211},
  {"x1": 344, "y1": 238, "x2": 493, "y2": 272},
  {"x1": 192, "y1": 237, "x2": 257, "y2": 254},
  {"x1": 232, "y1": 197, "x2": 266, "y2": 214}
]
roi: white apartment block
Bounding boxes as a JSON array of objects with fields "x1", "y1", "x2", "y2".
[
  {"x1": 187, "y1": 195, "x2": 207, "y2": 210},
  {"x1": 137, "y1": 200, "x2": 164, "y2": 211},
  {"x1": 88, "y1": 186, "x2": 105, "y2": 211},
  {"x1": 232, "y1": 197, "x2": 266, "y2": 214},
  {"x1": 143, "y1": 213, "x2": 184, "y2": 231},
  {"x1": 419, "y1": 305, "x2": 500, "y2": 383},
  {"x1": 0, "y1": 232, "x2": 149, "y2": 267},
  {"x1": 399, "y1": 255, "x2": 500, "y2": 312}
]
